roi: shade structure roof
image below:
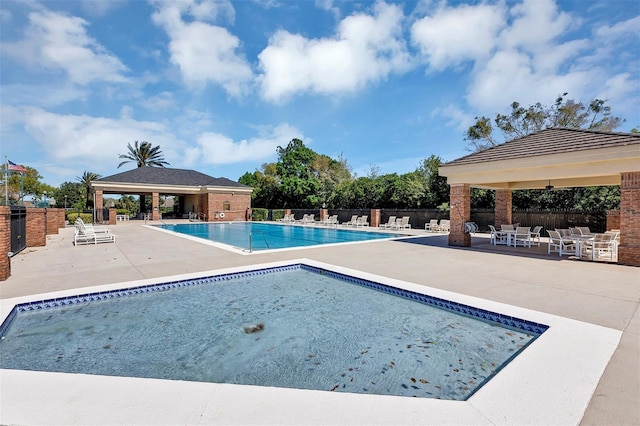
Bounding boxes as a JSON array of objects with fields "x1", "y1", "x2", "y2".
[
  {"x1": 92, "y1": 167, "x2": 252, "y2": 195},
  {"x1": 439, "y1": 128, "x2": 640, "y2": 190}
]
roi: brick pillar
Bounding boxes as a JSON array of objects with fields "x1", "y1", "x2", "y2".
[
  {"x1": 0, "y1": 206, "x2": 11, "y2": 280},
  {"x1": 607, "y1": 210, "x2": 620, "y2": 231},
  {"x1": 45, "y1": 208, "x2": 58, "y2": 235},
  {"x1": 319, "y1": 208, "x2": 328, "y2": 221},
  {"x1": 27, "y1": 208, "x2": 47, "y2": 247},
  {"x1": 152, "y1": 193, "x2": 160, "y2": 221},
  {"x1": 449, "y1": 184, "x2": 471, "y2": 247},
  {"x1": 618, "y1": 172, "x2": 640, "y2": 266},
  {"x1": 56, "y1": 208, "x2": 66, "y2": 228},
  {"x1": 246, "y1": 208, "x2": 253, "y2": 221},
  {"x1": 370, "y1": 209, "x2": 381, "y2": 228},
  {"x1": 108, "y1": 208, "x2": 117, "y2": 225},
  {"x1": 95, "y1": 190, "x2": 103, "y2": 223},
  {"x1": 494, "y1": 189, "x2": 512, "y2": 227}
]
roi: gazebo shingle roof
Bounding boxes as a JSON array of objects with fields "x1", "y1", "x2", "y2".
[
  {"x1": 444, "y1": 128, "x2": 640, "y2": 166},
  {"x1": 95, "y1": 167, "x2": 249, "y2": 188}
]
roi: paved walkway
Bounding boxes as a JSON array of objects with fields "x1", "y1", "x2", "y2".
[{"x1": 1, "y1": 220, "x2": 638, "y2": 425}]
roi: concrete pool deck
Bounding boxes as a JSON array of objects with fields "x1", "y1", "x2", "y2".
[{"x1": 1, "y1": 220, "x2": 638, "y2": 425}]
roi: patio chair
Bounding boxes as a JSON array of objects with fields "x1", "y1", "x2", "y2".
[
  {"x1": 319, "y1": 214, "x2": 338, "y2": 227},
  {"x1": 578, "y1": 226, "x2": 592, "y2": 236},
  {"x1": 512, "y1": 227, "x2": 532, "y2": 248},
  {"x1": 380, "y1": 216, "x2": 397, "y2": 229},
  {"x1": 501, "y1": 224, "x2": 515, "y2": 231},
  {"x1": 488, "y1": 225, "x2": 508, "y2": 245},
  {"x1": 425, "y1": 219, "x2": 440, "y2": 232},
  {"x1": 529, "y1": 226, "x2": 543, "y2": 246},
  {"x1": 438, "y1": 219, "x2": 450, "y2": 233},
  {"x1": 74, "y1": 221, "x2": 116, "y2": 246},
  {"x1": 581, "y1": 233, "x2": 616, "y2": 261},
  {"x1": 547, "y1": 230, "x2": 576, "y2": 256}
]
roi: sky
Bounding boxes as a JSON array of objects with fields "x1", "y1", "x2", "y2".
[{"x1": 1, "y1": 0, "x2": 639, "y2": 187}]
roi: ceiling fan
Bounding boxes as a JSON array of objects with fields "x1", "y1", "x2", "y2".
[{"x1": 545, "y1": 180, "x2": 555, "y2": 191}]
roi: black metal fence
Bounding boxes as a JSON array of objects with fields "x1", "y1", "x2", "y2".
[
  {"x1": 10, "y1": 206, "x2": 26, "y2": 255},
  {"x1": 281, "y1": 208, "x2": 609, "y2": 234}
]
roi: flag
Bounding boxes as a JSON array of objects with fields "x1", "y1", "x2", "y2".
[{"x1": 7, "y1": 160, "x2": 27, "y2": 174}]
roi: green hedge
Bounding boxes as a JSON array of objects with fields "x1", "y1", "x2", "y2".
[
  {"x1": 251, "y1": 208, "x2": 269, "y2": 221},
  {"x1": 271, "y1": 209, "x2": 286, "y2": 221},
  {"x1": 67, "y1": 212, "x2": 93, "y2": 224}
]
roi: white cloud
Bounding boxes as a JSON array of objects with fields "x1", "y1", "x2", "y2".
[
  {"x1": 431, "y1": 104, "x2": 475, "y2": 132},
  {"x1": 410, "y1": 2, "x2": 505, "y2": 71},
  {"x1": 195, "y1": 124, "x2": 304, "y2": 165},
  {"x1": 151, "y1": 0, "x2": 253, "y2": 96},
  {"x1": 257, "y1": 2, "x2": 412, "y2": 103},
  {"x1": 2, "y1": 9, "x2": 128, "y2": 85},
  {"x1": 595, "y1": 16, "x2": 640, "y2": 39}
]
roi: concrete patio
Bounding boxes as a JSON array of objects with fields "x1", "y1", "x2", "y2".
[{"x1": 1, "y1": 220, "x2": 638, "y2": 425}]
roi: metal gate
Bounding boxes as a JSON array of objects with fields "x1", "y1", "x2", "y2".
[{"x1": 10, "y1": 206, "x2": 26, "y2": 256}]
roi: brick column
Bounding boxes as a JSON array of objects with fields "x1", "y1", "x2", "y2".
[
  {"x1": 319, "y1": 208, "x2": 328, "y2": 222},
  {"x1": 0, "y1": 206, "x2": 11, "y2": 280},
  {"x1": 45, "y1": 208, "x2": 58, "y2": 235},
  {"x1": 108, "y1": 208, "x2": 117, "y2": 225},
  {"x1": 95, "y1": 190, "x2": 103, "y2": 223},
  {"x1": 370, "y1": 209, "x2": 381, "y2": 228},
  {"x1": 152, "y1": 193, "x2": 160, "y2": 221},
  {"x1": 27, "y1": 208, "x2": 47, "y2": 247},
  {"x1": 494, "y1": 189, "x2": 512, "y2": 227},
  {"x1": 56, "y1": 208, "x2": 66, "y2": 229},
  {"x1": 449, "y1": 184, "x2": 471, "y2": 247},
  {"x1": 246, "y1": 208, "x2": 253, "y2": 221},
  {"x1": 607, "y1": 210, "x2": 620, "y2": 231},
  {"x1": 618, "y1": 172, "x2": 640, "y2": 266}
]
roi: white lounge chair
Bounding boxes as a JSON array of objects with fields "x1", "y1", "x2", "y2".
[
  {"x1": 425, "y1": 219, "x2": 440, "y2": 232},
  {"x1": 355, "y1": 215, "x2": 369, "y2": 227},
  {"x1": 342, "y1": 215, "x2": 358, "y2": 226},
  {"x1": 380, "y1": 216, "x2": 396, "y2": 229},
  {"x1": 393, "y1": 216, "x2": 411, "y2": 230},
  {"x1": 438, "y1": 219, "x2": 450, "y2": 233},
  {"x1": 74, "y1": 219, "x2": 116, "y2": 245}
]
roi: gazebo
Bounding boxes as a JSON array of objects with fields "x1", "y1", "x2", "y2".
[
  {"x1": 91, "y1": 167, "x2": 253, "y2": 222},
  {"x1": 438, "y1": 128, "x2": 640, "y2": 266}
]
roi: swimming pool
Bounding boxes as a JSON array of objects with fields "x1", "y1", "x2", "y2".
[
  {"x1": 153, "y1": 222, "x2": 405, "y2": 252},
  {"x1": 0, "y1": 263, "x2": 545, "y2": 401},
  {"x1": 0, "y1": 260, "x2": 622, "y2": 425}
]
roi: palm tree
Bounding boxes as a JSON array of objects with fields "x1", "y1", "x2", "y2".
[
  {"x1": 117, "y1": 141, "x2": 170, "y2": 168},
  {"x1": 76, "y1": 171, "x2": 101, "y2": 208}
]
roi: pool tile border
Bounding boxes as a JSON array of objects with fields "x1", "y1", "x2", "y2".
[{"x1": 0, "y1": 263, "x2": 547, "y2": 338}]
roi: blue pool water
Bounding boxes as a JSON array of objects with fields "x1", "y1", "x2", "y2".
[
  {"x1": 0, "y1": 264, "x2": 547, "y2": 400},
  {"x1": 155, "y1": 222, "x2": 404, "y2": 251}
]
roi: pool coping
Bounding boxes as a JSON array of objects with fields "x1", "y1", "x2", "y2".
[
  {"x1": 0, "y1": 259, "x2": 621, "y2": 425},
  {"x1": 145, "y1": 221, "x2": 412, "y2": 255}
]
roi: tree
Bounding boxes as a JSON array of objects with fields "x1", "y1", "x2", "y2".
[
  {"x1": 51, "y1": 182, "x2": 84, "y2": 209},
  {"x1": 417, "y1": 155, "x2": 449, "y2": 208},
  {"x1": 1, "y1": 165, "x2": 50, "y2": 205},
  {"x1": 76, "y1": 171, "x2": 101, "y2": 208},
  {"x1": 466, "y1": 94, "x2": 625, "y2": 152},
  {"x1": 118, "y1": 141, "x2": 169, "y2": 168},
  {"x1": 117, "y1": 141, "x2": 169, "y2": 212},
  {"x1": 275, "y1": 139, "x2": 320, "y2": 208}
]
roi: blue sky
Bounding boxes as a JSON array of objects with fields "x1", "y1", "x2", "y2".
[{"x1": 1, "y1": 0, "x2": 639, "y2": 187}]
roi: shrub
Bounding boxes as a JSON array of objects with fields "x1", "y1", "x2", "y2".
[
  {"x1": 251, "y1": 208, "x2": 269, "y2": 221},
  {"x1": 67, "y1": 212, "x2": 94, "y2": 224},
  {"x1": 271, "y1": 209, "x2": 286, "y2": 221}
]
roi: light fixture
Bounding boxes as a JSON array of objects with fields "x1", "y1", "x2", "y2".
[{"x1": 545, "y1": 180, "x2": 554, "y2": 191}]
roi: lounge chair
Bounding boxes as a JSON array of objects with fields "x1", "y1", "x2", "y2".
[
  {"x1": 380, "y1": 216, "x2": 397, "y2": 229},
  {"x1": 318, "y1": 215, "x2": 338, "y2": 227},
  {"x1": 74, "y1": 219, "x2": 116, "y2": 245},
  {"x1": 393, "y1": 216, "x2": 411, "y2": 230},
  {"x1": 342, "y1": 215, "x2": 358, "y2": 226},
  {"x1": 547, "y1": 230, "x2": 576, "y2": 256},
  {"x1": 425, "y1": 219, "x2": 440, "y2": 232},
  {"x1": 438, "y1": 219, "x2": 450, "y2": 233},
  {"x1": 488, "y1": 225, "x2": 508, "y2": 245},
  {"x1": 355, "y1": 215, "x2": 369, "y2": 227}
]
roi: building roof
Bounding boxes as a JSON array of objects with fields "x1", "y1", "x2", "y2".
[
  {"x1": 439, "y1": 128, "x2": 640, "y2": 190},
  {"x1": 95, "y1": 167, "x2": 250, "y2": 189},
  {"x1": 443, "y1": 128, "x2": 640, "y2": 167}
]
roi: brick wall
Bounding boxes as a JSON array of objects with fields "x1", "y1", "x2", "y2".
[
  {"x1": 205, "y1": 193, "x2": 251, "y2": 221},
  {"x1": 45, "y1": 208, "x2": 58, "y2": 235},
  {"x1": 27, "y1": 208, "x2": 47, "y2": 247},
  {"x1": 618, "y1": 171, "x2": 640, "y2": 266},
  {"x1": 108, "y1": 208, "x2": 117, "y2": 225},
  {"x1": 449, "y1": 184, "x2": 471, "y2": 247},
  {"x1": 494, "y1": 189, "x2": 513, "y2": 227},
  {"x1": 607, "y1": 210, "x2": 620, "y2": 231},
  {"x1": 0, "y1": 206, "x2": 10, "y2": 280}
]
